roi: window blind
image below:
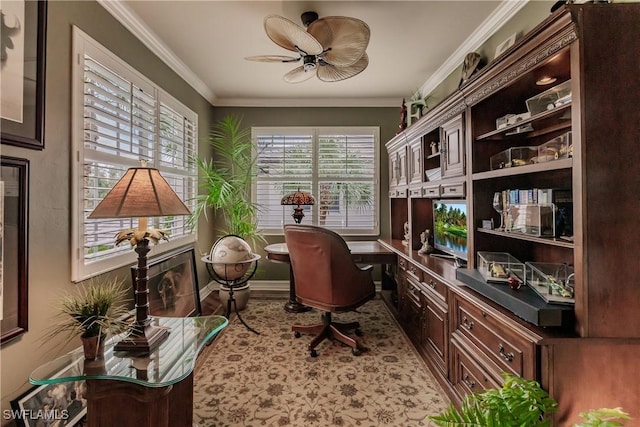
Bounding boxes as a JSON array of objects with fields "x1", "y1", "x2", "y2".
[
  {"x1": 253, "y1": 127, "x2": 379, "y2": 235},
  {"x1": 72, "y1": 27, "x2": 197, "y2": 281}
]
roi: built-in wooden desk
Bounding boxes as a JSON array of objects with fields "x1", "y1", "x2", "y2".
[
  {"x1": 30, "y1": 316, "x2": 227, "y2": 427},
  {"x1": 264, "y1": 241, "x2": 396, "y2": 312}
]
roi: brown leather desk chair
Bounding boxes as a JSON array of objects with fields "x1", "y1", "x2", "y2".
[{"x1": 284, "y1": 224, "x2": 376, "y2": 357}]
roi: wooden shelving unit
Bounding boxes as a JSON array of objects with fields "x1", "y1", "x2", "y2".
[{"x1": 382, "y1": 4, "x2": 640, "y2": 424}]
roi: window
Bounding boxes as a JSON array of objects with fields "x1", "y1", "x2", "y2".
[
  {"x1": 71, "y1": 27, "x2": 197, "y2": 281},
  {"x1": 253, "y1": 127, "x2": 379, "y2": 235}
]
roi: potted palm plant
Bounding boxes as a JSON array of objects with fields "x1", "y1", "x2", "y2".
[
  {"x1": 191, "y1": 115, "x2": 265, "y2": 310},
  {"x1": 50, "y1": 277, "x2": 131, "y2": 360}
]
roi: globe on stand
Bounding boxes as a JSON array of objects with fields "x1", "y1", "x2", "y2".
[
  {"x1": 208, "y1": 235, "x2": 254, "y2": 280},
  {"x1": 202, "y1": 235, "x2": 261, "y2": 334}
]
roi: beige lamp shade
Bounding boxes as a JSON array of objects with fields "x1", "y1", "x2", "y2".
[{"x1": 88, "y1": 167, "x2": 190, "y2": 219}]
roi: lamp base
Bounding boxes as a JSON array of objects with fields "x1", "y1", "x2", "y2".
[{"x1": 113, "y1": 324, "x2": 169, "y2": 353}]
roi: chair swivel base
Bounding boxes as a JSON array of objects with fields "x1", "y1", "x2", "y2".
[{"x1": 292, "y1": 312, "x2": 364, "y2": 357}]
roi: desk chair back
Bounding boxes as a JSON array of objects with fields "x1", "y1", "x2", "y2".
[{"x1": 284, "y1": 224, "x2": 375, "y2": 312}]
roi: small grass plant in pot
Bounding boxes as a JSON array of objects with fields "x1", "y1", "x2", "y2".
[
  {"x1": 50, "y1": 277, "x2": 131, "y2": 360},
  {"x1": 190, "y1": 115, "x2": 266, "y2": 310}
]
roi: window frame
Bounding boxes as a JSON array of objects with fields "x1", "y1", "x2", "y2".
[
  {"x1": 252, "y1": 126, "x2": 380, "y2": 236},
  {"x1": 71, "y1": 27, "x2": 197, "y2": 282}
]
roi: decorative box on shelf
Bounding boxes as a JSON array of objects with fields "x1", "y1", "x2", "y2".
[
  {"x1": 525, "y1": 262, "x2": 575, "y2": 305},
  {"x1": 477, "y1": 251, "x2": 525, "y2": 284},
  {"x1": 507, "y1": 203, "x2": 555, "y2": 237},
  {"x1": 490, "y1": 146, "x2": 537, "y2": 170},
  {"x1": 425, "y1": 167, "x2": 441, "y2": 181},
  {"x1": 526, "y1": 80, "x2": 572, "y2": 116},
  {"x1": 496, "y1": 112, "x2": 531, "y2": 130},
  {"x1": 532, "y1": 132, "x2": 572, "y2": 163}
]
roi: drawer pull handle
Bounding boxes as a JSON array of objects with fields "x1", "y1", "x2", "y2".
[
  {"x1": 463, "y1": 374, "x2": 476, "y2": 389},
  {"x1": 481, "y1": 311, "x2": 487, "y2": 318},
  {"x1": 462, "y1": 317, "x2": 474, "y2": 330},
  {"x1": 498, "y1": 344, "x2": 515, "y2": 362},
  {"x1": 429, "y1": 280, "x2": 436, "y2": 289}
]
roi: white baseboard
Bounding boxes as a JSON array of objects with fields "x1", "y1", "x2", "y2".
[{"x1": 201, "y1": 280, "x2": 383, "y2": 302}]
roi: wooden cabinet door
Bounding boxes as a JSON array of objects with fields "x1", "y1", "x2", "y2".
[
  {"x1": 421, "y1": 289, "x2": 449, "y2": 378},
  {"x1": 441, "y1": 116, "x2": 465, "y2": 178},
  {"x1": 389, "y1": 146, "x2": 408, "y2": 188},
  {"x1": 409, "y1": 140, "x2": 423, "y2": 184}
]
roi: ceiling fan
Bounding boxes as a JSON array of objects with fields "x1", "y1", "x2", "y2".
[{"x1": 245, "y1": 11, "x2": 370, "y2": 83}]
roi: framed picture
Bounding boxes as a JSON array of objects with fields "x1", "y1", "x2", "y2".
[
  {"x1": 495, "y1": 33, "x2": 517, "y2": 59},
  {"x1": 10, "y1": 380, "x2": 87, "y2": 427},
  {"x1": 131, "y1": 246, "x2": 201, "y2": 317},
  {"x1": 1, "y1": 155, "x2": 29, "y2": 345},
  {"x1": 1, "y1": 0, "x2": 47, "y2": 150}
]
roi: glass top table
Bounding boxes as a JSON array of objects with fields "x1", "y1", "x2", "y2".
[{"x1": 30, "y1": 315, "x2": 228, "y2": 388}]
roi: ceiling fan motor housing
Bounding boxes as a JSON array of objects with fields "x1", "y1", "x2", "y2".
[{"x1": 303, "y1": 55, "x2": 317, "y2": 71}]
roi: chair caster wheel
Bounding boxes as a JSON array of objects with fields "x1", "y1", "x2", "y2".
[
  {"x1": 352, "y1": 348, "x2": 362, "y2": 356},
  {"x1": 310, "y1": 349, "x2": 318, "y2": 357},
  {"x1": 355, "y1": 328, "x2": 363, "y2": 337},
  {"x1": 294, "y1": 331, "x2": 301, "y2": 338}
]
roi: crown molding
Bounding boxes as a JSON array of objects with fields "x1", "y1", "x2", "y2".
[
  {"x1": 418, "y1": 0, "x2": 529, "y2": 98},
  {"x1": 215, "y1": 97, "x2": 400, "y2": 108},
  {"x1": 97, "y1": 0, "x2": 217, "y2": 105}
]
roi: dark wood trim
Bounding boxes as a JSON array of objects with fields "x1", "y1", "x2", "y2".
[
  {"x1": 1, "y1": 0, "x2": 47, "y2": 149},
  {"x1": 1, "y1": 155, "x2": 30, "y2": 344}
]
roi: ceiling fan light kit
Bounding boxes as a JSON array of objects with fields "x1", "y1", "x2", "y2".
[{"x1": 245, "y1": 11, "x2": 370, "y2": 83}]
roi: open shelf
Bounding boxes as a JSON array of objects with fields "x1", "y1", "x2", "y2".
[
  {"x1": 476, "y1": 104, "x2": 572, "y2": 141},
  {"x1": 477, "y1": 228, "x2": 574, "y2": 249},
  {"x1": 472, "y1": 158, "x2": 572, "y2": 181}
]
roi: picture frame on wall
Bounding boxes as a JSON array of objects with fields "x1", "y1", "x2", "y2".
[
  {"x1": 10, "y1": 379, "x2": 87, "y2": 427},
  {"x1": 495, "y1": 33, "x2": 517, "y2": 59},
  {"x1": 0, "y1": 0, "x2": 47, "y2": 150},
  {"x1": 1, "y1": 155, "x2": 29, "y2": 345},
  {"x1": 131, "y1": 246, "x2": 201, "y2": 317}
]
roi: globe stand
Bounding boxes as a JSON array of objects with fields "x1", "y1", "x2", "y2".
[{"x1": 203, "y1": 250, "x2": 261, "y2": 335}]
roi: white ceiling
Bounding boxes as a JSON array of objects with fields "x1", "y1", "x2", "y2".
[{"x1": 100, "y1": 1, "x2": 528, "y2": 107}]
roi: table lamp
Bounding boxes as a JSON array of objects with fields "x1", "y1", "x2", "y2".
[
  {"x1": 87, "y1": 163, "x2": 191, "y2": 353},
  {"x1": 281, "y1": 188, "x2": 315, "y2": 224}
]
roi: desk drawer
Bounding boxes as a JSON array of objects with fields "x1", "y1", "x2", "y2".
[
  {"x1": 451, "y1": 336, "x2": 502, "y2": 396},
  {"x1": 452, "y1": 293, "x2": 536, "y2": 378},
  {"x1": 422, "y1": 269, "x2": 448, "y2": 303},
  {"x1": 399, "y1": 257, "x2": 422, "y2": 282},
  {"x1": 441, "y1": 182, "x2": 465, "y2": 197},
  {"x1": 422, "y1": 184, "x2": 441, "y2": 198}
]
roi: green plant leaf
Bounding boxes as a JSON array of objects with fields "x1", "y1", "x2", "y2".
[
  {"x1": 429, "y1": 373, "x2": 557, "y2": 427},
  {"x1": 190, "y1": 115, "x2": 266, "y2": 247}
]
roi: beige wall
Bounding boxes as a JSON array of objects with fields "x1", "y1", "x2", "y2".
[{"x1": 0, "y1": 1, "x2": 214, "y2": 420}]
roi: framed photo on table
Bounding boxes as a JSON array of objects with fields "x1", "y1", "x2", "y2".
[
  {"x1": 10, "y1": 378, "x2": 87, "y2": 427},
  {"x1": 131, "y1": 246, "x2": 201, "y2": 317},
  {"x1": 1, "y1": 156, "x2": 29, "y2": 345},
  {"x1": 1, "y1": 0, "x2": 47, "y2": 150}
]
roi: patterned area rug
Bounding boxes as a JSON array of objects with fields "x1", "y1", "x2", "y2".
[{"x1": 193, "y1": 297, "x2": 450, "y2": 426}]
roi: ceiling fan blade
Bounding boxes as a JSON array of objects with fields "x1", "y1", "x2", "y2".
[
  {"x1": 264, "y1": 15, "x2": 323, "y2": 55},
  {"x1": 245, "y1": 55, "x2": 300, "y2": 63},
  {"x1": 283, "y1": 65, "x2": 317, "y2": 83},
  {"x1": 317, "y1": 52, "x2": 368, "y2": 82},
  {"x1": 307, "y1": 16, "x2": 370, "y2": 67}
]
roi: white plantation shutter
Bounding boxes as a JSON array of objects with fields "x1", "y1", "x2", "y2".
[
  {"x1": 72, "y1": 27, "x2": 197, "y2": 281},
  {"x1": 253, "y1": 127, "x2": 379, "y2": 235}
]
